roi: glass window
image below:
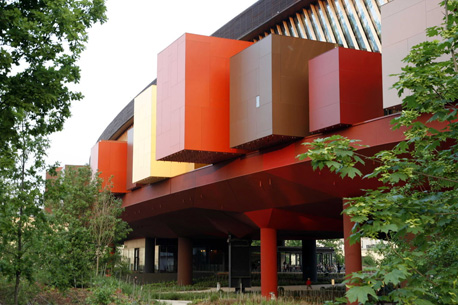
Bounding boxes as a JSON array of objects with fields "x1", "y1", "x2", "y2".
[
  {"x1": 317, "y1": 4, "x2": 334, "y2": 42},
  {"x1": 294, "y1": 15, "x2": 306, "y2": 38},
  {"x1": 159, "y1": 245, "x2": 176, "y2": 273},
  {"x1": 325, "y1": 2, "x2": 345, "y2": 46},
  {"x1": 309, "y1": 9, "x2": 324, "y2": 41},
  {"x1": 342, "y1": 0, "x2": 368, "y2": 50},
  {"x1": 354, "y1": 0, "x2": 380, "y2": 51},
  {"x1": 364, "y1": 0, "x2": 382, "y2": 36},
  {"x1": 333, "y1": 0, "x2": 357, "y2": 49},
  {"x1": 288, "y1": 20, "x2": 296, "y2": 37},
  {"x1": 302, "y1": 12, "x2": 317, "y2": 40},
  {"x1": 134, "y1": 248, "x2": 140, "y2": 271}
]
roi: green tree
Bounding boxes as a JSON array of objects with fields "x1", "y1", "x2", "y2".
[
  {"x1": 0, "y1": 0, "x2": 107, "y2": 148},
  {"x1": 43, "y1": 166, "x2": 130, "y2": 288},
  {"x1": 0, "y1": 118, "x2": 49, "y2": 305},
  {"x1": 91, "y1": 180, "x2": 131, "y2": 276},
  {"x1": 298, "y1": 1, "x2": 458, "y2": 304},
  {"x1": 361, "y1": 255, "x2": 377, "y2": 268},
  {"x1": 317, "y1": 239, "x2": 344, "y2": 265},
  {"x1": 0, "y1": 1, "x2": 107, "y2": 302},
  {"x1": 284, "y1": 240, "x2": 302, "y2": 247}
]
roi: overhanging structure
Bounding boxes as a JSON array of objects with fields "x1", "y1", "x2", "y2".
[{"x1": 87, "y1": 0, "x2": 443, "y2": 300}]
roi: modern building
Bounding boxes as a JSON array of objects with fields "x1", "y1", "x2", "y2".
[{"x1": 88, "y1": 0, "x2": 444, "y2": 299}]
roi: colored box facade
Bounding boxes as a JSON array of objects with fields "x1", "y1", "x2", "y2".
[
  {"x1": 381, "y1": 0, "x2": 442, "y2": 109},
  {"x1": 230, "y1": 35, "x2": 336, "y2": 151},
  {"x1": 309, "y1": 47, "x2": 383, "y2": 133},
  {"x1": 132, "y1": 84, "x2": 196, "y2": 184},
  {"x1": 156, "y1": 33, "x2": 253, "y2": 164},
  {"x1": 90, "y1": 140, "x2": 128, "y2": 193},
  {"x1": 126, "y1": 128, "x2": 139, "y2": 190}
]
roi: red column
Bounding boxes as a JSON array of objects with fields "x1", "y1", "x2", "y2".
[
  {"x1": 261, "y1": 228, "x2": 277, "y2": 298},
  {"x1": 343, "y1": 201, "x2": 362, "y2": 305},
  {"x1": 177, "y1": 237, "x2": 192, "y2": 286}
]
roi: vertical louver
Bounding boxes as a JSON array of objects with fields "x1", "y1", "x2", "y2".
[{"x1": 253, "y1": 0, "x2": 388, "y2": 52}]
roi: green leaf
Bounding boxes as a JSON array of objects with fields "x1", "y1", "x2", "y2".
[
  {"x1": 415, "y1": 299, "x2": 436, "y2": 305},
  {"x1": 380, "y1": 223, "x2": 398, "y2": 233},
  {"x1": 325, "y1": 160, "x2": 342, "y2": 170},
  {"x1": 346, "y1": 285, "x2": 378, "y2": 304},
  {"x1": 389, "y1": 172, "x2": 409, "y2": 183},
  {"x1": 351, "y1": 215, "x2": 368, "y2": 222},
  {"x1": 384, "y1": 269, "x2": 406, "y2": 285},
  {"x1": 340, "y1": 167, "x2": 362, "y2": 179},
  {"x1": 353, "y1": 155, "x2": 365, "y2": 165}
]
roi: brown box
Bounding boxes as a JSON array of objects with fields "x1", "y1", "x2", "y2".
[{"x1": 230, "y1": 35, "x2": 336, "y2": 151}]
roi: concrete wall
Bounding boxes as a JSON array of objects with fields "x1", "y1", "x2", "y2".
[
  {"x1": 382, "y1": 0, "x2": 442, "y2": 109},
  {"x1": 123, "y1": 238, "x2": 146, "y2": 271}
]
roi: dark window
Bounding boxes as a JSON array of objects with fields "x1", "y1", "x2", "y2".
[{"x1": 134, "y1": 248, "x2": 140, "y2": 271}]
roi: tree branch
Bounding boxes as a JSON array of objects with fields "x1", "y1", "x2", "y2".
[
  {"x1": 390, "y1": 244, "x2": 438, "y2": 287},
  {"x1": 353, "y1": 152, "x2": 458, "y2": 184},
  {"x1": 445, "y1": 0, "x2": 458, "y2": 73}
]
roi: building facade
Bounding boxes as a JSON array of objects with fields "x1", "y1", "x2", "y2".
[{"x1": 88, "y1": 0, "x2": 443, "y2": 299}]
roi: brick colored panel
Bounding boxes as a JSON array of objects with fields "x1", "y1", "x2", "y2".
[
  {"x1": 91, "y1": 140, "x2": 128, "y2": 193},
  {"x1": 309, "y1": 48, "x2": 383, "y2": 133},
  {"x1": 230, "y1": 35, "x2": 336, "y2": 151},
  {"x1": 157, "y1": 33, "x2": 253, "y2": 164}
]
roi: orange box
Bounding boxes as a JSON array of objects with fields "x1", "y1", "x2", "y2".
[
  {"x1": 156, "y1": 33, "x2": 253, "y2": 164},
  {"x1": 90, "y1": 140, "x2": 128, "y2": 193}
]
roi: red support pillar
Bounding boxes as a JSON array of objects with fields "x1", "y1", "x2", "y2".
[
  {"x1": 343, "y1": 200, "x2": 362, "y2": 305},
  {"x1": 261, "y1": 228, "x2": 278, "y2": 298},
  {"x1": 177, "y1": 237, "x2": 192, "y2": 286}
]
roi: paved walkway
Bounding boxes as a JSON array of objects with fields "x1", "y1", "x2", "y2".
[{"x1": 155, "y1": 301, "x2": 192, "y2": 305}]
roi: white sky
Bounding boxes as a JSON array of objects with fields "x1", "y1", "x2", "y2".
[{"x1": 46, "y1": 0, "x2": 258, "y2": 167}]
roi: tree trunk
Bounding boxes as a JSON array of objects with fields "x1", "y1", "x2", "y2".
[
  {"x1": 14, "y1": 270, "x2": 20, "y2": 305},
  {"x1": 96, "y1": 253, "x2": 100, "y2": 277},
  {"x1": 14, "y1": 208, "x2": 23, "y2": 305},
  {"x1": 15, "y1": 146, "x2": 26, "y2": 305}
]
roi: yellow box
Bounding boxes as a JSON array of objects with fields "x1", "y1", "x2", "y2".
[{"x1": 132, "y1": 85, "x2": 197, "y2": 184}]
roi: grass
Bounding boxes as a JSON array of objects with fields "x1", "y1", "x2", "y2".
[{"x1": 0, "y1": 274, "x2": 344, "y2": 305}]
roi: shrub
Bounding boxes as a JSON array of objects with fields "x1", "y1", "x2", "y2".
[{"x1": 86, "y1": 285, "x2": 115, "y2": 305}]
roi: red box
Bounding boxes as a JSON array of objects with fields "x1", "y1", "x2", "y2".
[
  {"x1": 91, "y1": 140, "x2": 127, "y2": 193},
  {"x1": 156, "y1": 33, "x2": 253, "y2": 164},
  {"x1": 309, "y1": 48, "x2": 383, "y2": 133}
]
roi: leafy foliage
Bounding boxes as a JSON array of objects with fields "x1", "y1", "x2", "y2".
[
  {"x1": 284, "y1": 240, "x2": 302, "y2": 247},
  {"x1": 317, "y1": 239, "x2": 344, "y2": 265},
  {"x1": 42, "y1": 166, "x2": 131, "y2": 289},
  {"x1": 0, "y1": 0, "x2": 107, "y2": 303},
  {"x1": 0, "y1": 118, "x2": 49, "y2": 305},
  {"x1": 298, "y1": 1, "x2": 458, "y2": 304},
  {"x1": 0, "y1": 0, "x2": 107, "y2": 148},
  {"x1": 297, "y1": 136, "x2": 367, "y2": 179}
]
